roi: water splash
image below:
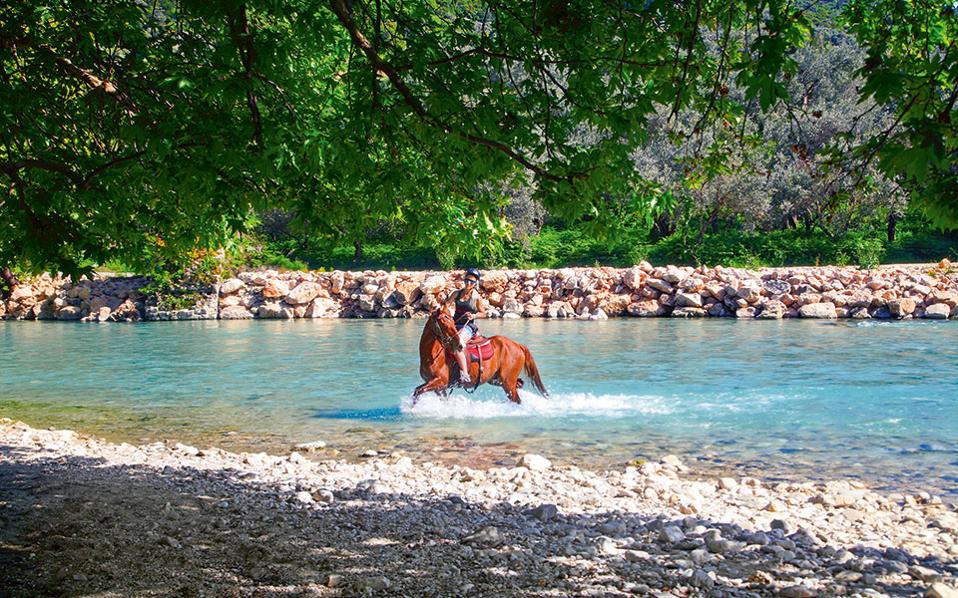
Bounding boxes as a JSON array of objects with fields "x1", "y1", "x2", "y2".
[{"x1": 400, "y1": 390, "x2": 673, "y2": 419}]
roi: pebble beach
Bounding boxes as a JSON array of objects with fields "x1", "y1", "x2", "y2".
[{"x1": 2, "y1": 419, "x2": 956, "y2": 597}]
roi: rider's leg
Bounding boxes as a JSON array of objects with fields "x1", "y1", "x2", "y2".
[
  {"x1": 456, "y1": 326, "x2": 473, "y2": 383},
  {"x1": 456, "y1": 349, "x2": 470, "y2": 383}
]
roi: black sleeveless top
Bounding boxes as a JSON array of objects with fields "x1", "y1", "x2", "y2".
[{"x1": 453, "y1": 289, "x2": 479, "y2": 330}]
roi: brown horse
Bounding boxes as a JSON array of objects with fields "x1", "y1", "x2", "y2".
[{"x1": 413, "y1": 309, "x2": 548, "y2": 404}]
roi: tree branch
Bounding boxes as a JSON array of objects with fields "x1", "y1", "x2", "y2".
[
  {"x1": 326, "y1": 0, "x2": 585, "y2": 183},
  {"x1": 227, "y1": 4, "x2": 263, "y2": 147}
]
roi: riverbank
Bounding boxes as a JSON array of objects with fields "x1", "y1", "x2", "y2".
[
  {"x1": 1, "y1": 419, "x2": 956, "y2": 597},
  {"x1": 2, "y1": 261, "x2": 957, "y2": 322}
]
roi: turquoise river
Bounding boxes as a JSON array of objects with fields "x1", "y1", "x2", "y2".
[{"x1": 1, "y1": 318, "x2": 956, "y2": 496}]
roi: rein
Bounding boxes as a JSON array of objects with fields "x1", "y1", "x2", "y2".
[
  {"x1": 430, "y1": 314, "x2": 458, "y2": 353},
  {"x1": 430, "y1": 312, "x2": 482, "y2": 393}
]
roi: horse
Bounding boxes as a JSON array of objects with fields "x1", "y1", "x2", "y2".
[{"x1": 413, "y1": 309, "x2": 548, "y2": 404}]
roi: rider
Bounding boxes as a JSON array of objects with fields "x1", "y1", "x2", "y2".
[{"x1": 444, "y1": 267, "x2": 486, "y2": 384}]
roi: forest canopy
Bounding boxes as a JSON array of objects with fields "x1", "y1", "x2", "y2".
[{"x1": 1, "y1": 0, "x2": 956, "y2": 279}]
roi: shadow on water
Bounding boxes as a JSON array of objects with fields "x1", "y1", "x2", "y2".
[
  {"x1": 312, "y1": 406, "x2": 405, "y2": 421},
  {"x1": 1, "y1": 443, "x2": 956, "y2": 597}
]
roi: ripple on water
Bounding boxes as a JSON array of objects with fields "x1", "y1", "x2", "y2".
[{"x1": 400, "y1": 391, "x2": 674, "y2": 419}]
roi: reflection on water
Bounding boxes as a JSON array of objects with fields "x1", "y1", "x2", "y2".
[{"x1": 1, "y1": 318, "x2": 957, "y2": 495}]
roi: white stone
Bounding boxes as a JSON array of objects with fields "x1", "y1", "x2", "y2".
[
  {"x1": 799, "y1": 302, "x2": 837, "y2": 319},
  {"x1": 286, "y1": 281, "x2": 323, "y2": 305},
  {"x1": 928, "y1": 583, "x2": 958, "y2": 598},
  {"x1": 220, "y1": 305, "x2": 253, "y2": 319},
  {"x1": 219, "y1": 278, "x2": 245, "y2": 295},
  {"x1": 294, "y1": 440, "x2": 327, "y2": 451},
  {"x1": 924, "y1": 303, "x2": 951, "y2": 319},
  {"x1": 518, "y1": 454, "x2": 552, "y2": 471}
]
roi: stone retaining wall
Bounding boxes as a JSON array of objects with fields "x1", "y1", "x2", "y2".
[{"x1": 3, "y1": 261, "x2": 957, "y2": 322}]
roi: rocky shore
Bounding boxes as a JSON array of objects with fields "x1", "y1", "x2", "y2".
[
  {"x1": 1, "y1": 419, "x2": 956, "y2": 597},
  {"x1": 1, "y1": 262, "x2": 957, "y2": 323}
]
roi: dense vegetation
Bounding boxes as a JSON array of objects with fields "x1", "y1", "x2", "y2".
[{"x1": 1, "y1": 1, "x2": 956, "y2": 288}]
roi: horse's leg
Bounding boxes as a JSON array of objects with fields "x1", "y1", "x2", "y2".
[
  {"x1": 414, "y1": 377, "x2": 450, "y2": 398},
  {"x1": 498, "y1": 349, "x2": 524, "y2": 405},
  {"x1": 503, "y1": 378, "x2": 521, "y2": 404}
]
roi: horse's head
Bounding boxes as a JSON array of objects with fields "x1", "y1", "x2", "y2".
[{"x1": 430, "y1": 309, "x2": 462, "y2": 353}]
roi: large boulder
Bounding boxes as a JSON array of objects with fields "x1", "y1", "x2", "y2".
[
  {"x1": 601, "y1": 294, "x2": 631, "y2": 316},
  {"x1": 420, "y1": 275, "x2": 447, "y2": 296},
  {"x1": 392, "y1": 282, "x2": 421, "y2": 305},
  {"x1": 546, "y1": 301, "x2": 574, "y2": 318},
  {"x1": 707, "y1": 302, "x2": 729, "y2": 317},
  {"x1": 55, "y1": 305, "x2": 82, "y2": 320},
  {"x1": 286, "y1": 281, "x2": 323, "y2": 305},
  {"x1": 930, "y1": 289, "x2": 958, "y2": 306},
  {"x1": 844, "y1": 291, "x2": 873, "y2": 309},
  {"x1": 523, "y1": 304, "x2": 545, "y2": 318},
  {"x1": 306, "y1": 297, "x2": 340, "y2": 318},
  {"x1": 34, "y1": 299, "x2": 57, "y2": 320},
  {"x1": 262, "y1": 280, "x2": 289, "y2": 299},
  {"x1": 219, "y1": 278, "x2": 245, "y2": 295},
  {"x1": 329, "y1": 271, "x2": 345, "y2": 294},
  {"x1": 756, "y1": 300, "x2": 786, "y2": 320},
  {"x1": 762, "y1": 279, "x2": 791, "y2": 295},
  {"x1": 10, "y1": 285, "x2": 35, "y2": 302},
  {"x1": 257, "y1": 302, "x2": 292, "y2": 319},
  {"x1": 220, "y1": 305, "x2": 254, "y2": 319},
  {"x1": 799, "y1": 302, "x2": 837, "y2": 319},
  {"x1": 479, "y1": 270, "x2": 509, "y2": 291},
  {"x1": 924, "y1": 303, "x2": 951, "y2": 319},
  {"x1": 674, "y1": 291, "x2": 703, "y2": 308},
  {"x1": 736, "y1": 282, "x2": 763, "y2": 304},
  {"x1": 661, "y1": 266, "x2": 688, "y2": 284},
  {"x1": 622, "y1": 267, "x2": 645, "y2": 290},
  {"x1": 627, "y1": 300, "x2": 665, "y2": 317},
  {"x1": 646, "y1": 278, "x2": 673, "y2": 294},
  {"x1": 888, "y1": 298, "x2": 917, "y2": 318},
  {"x1": 113, "y1": 299, "x2": 142, "y2": 322},
  {"x1": 501, "y1": 298, "x2": 522, "y2": 314},
  {"x1": 357, "y1": 295, "x2": 377, "y2": 312}
]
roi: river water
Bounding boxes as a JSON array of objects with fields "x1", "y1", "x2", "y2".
[{"x1": 1, "y1": 318, "x2": 956, "y2": 496}]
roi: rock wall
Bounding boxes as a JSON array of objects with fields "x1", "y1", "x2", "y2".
[{"x1": 3, "y1": 261, "x2": 957, "y2": 322}]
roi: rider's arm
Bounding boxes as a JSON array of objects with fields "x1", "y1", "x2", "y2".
[
  {"x1": 444, "y1": 289, "x2": 460, "y2": 313},
  {"x1": 476, "y1": 292, "x2": 487, "y2": 319}
]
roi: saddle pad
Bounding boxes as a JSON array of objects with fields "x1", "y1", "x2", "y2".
[{"x1": 466, "y1": 336, "x2": 493, "y2": 361}]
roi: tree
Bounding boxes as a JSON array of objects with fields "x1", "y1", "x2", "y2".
[
  {"x1": 844, "y1": 0, "x2": 958, "y2": 227},
  {"x1": 0, "y1": 0, "x2": 950, "y2": 278}
]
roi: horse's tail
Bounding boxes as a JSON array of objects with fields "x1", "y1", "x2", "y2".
[{"x1": 520, "y1": 344, "x2": 549, "y2": 397}]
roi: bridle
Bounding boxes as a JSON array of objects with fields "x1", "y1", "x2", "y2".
[{"x1": 430, "y1": 312, "x2": 459, "y2": 352}]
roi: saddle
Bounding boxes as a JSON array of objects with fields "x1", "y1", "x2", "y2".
[{"x1": 466, "y1": 335, "x2": 493, "y2": 361}]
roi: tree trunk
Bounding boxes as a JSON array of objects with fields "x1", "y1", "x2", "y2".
[
  {"x1": 651, "y1": 214, "x2": 673, "y2": 240},
  {"x1": 887, "y1": 212, "x2": 898, "y2": 243},
  {"x1": 1, "y1": 265, "x2": 19, "y2": 298},
  {"x1": 353, "y1": 241, "x2": 363, "y2": 261}
]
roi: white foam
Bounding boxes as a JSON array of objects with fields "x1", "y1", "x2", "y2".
[{"x1": 400, "y1": 390, "x2": 673, "y2": 419}]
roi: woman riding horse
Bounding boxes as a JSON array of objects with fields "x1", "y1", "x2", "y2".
[
  {"x1": 444, "y1": 267, "x2": 486, "y2": 384},
  {"x1": 414, "y1": 307, "x2": 548, "y2": 404}
]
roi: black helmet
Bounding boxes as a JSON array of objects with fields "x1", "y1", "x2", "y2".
[{"x1": 464, "y1": 267, "x2": 481, "y2": 281}]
